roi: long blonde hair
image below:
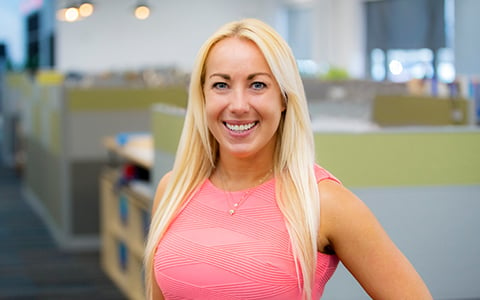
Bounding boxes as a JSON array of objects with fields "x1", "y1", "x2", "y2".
[{"x1": 144, "y1": 18, "x2": 319, "y2": 300}]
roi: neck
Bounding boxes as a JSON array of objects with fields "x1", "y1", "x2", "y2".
[{"x1": 214, "y1": 164, "x2": 273, "y2": 192}]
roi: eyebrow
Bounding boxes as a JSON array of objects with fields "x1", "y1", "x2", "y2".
[
  {"x1": 208, "y1": 72, "x2": 272, "y2": 80},
  {"x1": 209, "y1": 73, "x2": 230, "y2": 80}
]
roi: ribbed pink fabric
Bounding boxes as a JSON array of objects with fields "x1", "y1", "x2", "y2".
[{"x1": 154, "y1": 165, "x2": 340, "y2": 299}]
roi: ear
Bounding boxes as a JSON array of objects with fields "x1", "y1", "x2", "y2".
[{"x1": 282, "y1": 92, "x2": 288, "y2": 111}]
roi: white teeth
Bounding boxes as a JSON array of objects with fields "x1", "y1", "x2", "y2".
[{"x1": 225, "y1": 122, "x2": 256, "y2": 131}]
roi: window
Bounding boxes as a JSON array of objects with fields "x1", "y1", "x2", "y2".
[
  {"x1": 285, "y1": 5, "x2": 317, "y2": 76},
  {"x1": 371, "y1": 48, "x2": 386, "y2": 81},
  {"x1": 366, "y1": 0, "x2": 453, "y2": 83},
  {"x1": 386, "y1": 48, "x2": 434, "y2": 82}
]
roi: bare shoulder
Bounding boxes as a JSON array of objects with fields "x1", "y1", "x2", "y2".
[
  {"x1": 317, "y1": 179, "x2": 391, "y2": 255},
  {"x1": 317, "y1": 179, "x2": 364, "y2": 251},
  {"x1": 317, "y1": 179, "x2": 371, "y2": 235},
  {"x1": 152, "y1": 171, "x2": 173, "y2": 214},
  {"x1": 317, "y1": 180, "x2": 432, "y2": 299}
]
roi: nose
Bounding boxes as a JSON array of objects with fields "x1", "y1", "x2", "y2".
[{"x1": 229, "y1": 88, "x2": 250, "y2": 114}]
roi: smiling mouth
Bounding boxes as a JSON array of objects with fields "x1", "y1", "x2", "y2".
[{"x1": 224, "y1": 121, "x2": 258, "y2": 132}]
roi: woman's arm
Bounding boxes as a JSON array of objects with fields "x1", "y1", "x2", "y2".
[
  {"x1": 318, "y1": 180, "x2": 432, "y2": 299},
  {"x1": 152, "y1": 279, "x2": 165, "y2": 300},
  {"x1": 150, "y1": 172, "x2": 172, "y2": 300}
]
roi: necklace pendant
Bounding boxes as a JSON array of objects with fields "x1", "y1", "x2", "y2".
[{"x1": 229, "y1": 209, "x2": 235, "y2": 215}]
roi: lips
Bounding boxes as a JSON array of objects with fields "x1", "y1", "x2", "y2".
[{"x1": 224, "y1": 121, "x2": 258, "y2": 132}]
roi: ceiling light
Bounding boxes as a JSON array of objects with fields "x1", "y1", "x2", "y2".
[
  {"x1": 56, "y1": 8, "x2": 68, "y2": 21},
  {"x1": 79, "y1": 1, "x2": 94, "y2": 18},
  {"x1": 134, "y1": 2, "x2": 150, "y2": 20},
  {"x1": 65, "y1": 6, "x2": 80, "y2": 22}
]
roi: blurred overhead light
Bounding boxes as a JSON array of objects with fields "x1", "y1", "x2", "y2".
[
  {"x1": 64, "y1": 5, "x2": 80, "y2": 22},
  {"x1": 56, "y1": 1, "x2": 94, "y2": 22},
  {"x1": 389, "y1": 60, "x2": 403, "y2": 76},
  {"x1": 56, "y1": 7, "x2": 68, "y2": 21},
  {"x1": 79, "y1": 1, "x2": 94, "y2": 18},
  {"x1": 134, "y1": 2, "x2": 150, "y2": 20}
]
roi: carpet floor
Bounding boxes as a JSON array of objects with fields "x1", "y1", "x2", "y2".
[{"x1": 0, "y1": 158, "x2": 126, "y2": 299}]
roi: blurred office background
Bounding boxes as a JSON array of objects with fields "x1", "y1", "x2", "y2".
[{"x1": 0, "y1": 0, "x2": 479, "y2": 299}]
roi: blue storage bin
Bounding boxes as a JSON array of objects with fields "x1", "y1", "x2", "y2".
[
  {"x1": 119, "y1": 194, "x2": 129, "y2": 226},
  {"x1": 118, "y1": 241, "x2": 128, "y2": 272}
]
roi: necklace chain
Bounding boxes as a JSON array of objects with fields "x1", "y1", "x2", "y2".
[{"x1": 219, "y1": 168, "x2": 272, "y2": 216}]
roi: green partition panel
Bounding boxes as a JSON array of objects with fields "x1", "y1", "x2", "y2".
[
  {"x1": 152, "y1": 106, "x2": 185, "y2": 155},
  {"x1": 373, "y1": 95, "x2": 470, "y2": 126},
  {"x1": 315, "y1": 129, "x2": 480, "y2": 187},
  {"x1": 67, "y1": 87, "x2": 187, "y2": 111}
]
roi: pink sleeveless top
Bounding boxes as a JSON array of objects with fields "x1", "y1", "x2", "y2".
[{"x1": 154, "y1": 165, "x2": 340, "y2": 299}]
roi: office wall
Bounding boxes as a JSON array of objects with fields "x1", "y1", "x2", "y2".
[
  {"x1": 55, "y1": 0, "x2": 366, "y2": 75},
  {"x1": 311, "y1": 0, "x2": 365, "y2": 78},
  {"x1": 56, "y1": 0, "x2": 280, "y2": 73},
  {"x1": 3, "y1": 0, "x2": 479, "y2": 78}
]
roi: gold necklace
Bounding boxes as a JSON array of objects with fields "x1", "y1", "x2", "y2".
[{"x1": 219, "y1": 168, "x2": 273, "y2": 216}]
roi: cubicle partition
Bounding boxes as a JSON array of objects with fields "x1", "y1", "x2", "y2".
[
  {"x1": 22, "y1": 83, "x2": 187, "y2": 251},
  {"x1": 151, "y1": 104, "x2": 185, "y2": 187},
  {"x1": 23, "y1": 81, "x2": 65, "y2": 240},
  {"x1": 1, "y1": 72, "x2": 33, "y2": 168},
  {"x1": 316, "y1": 128, "x2": 480, "y2": 299}
]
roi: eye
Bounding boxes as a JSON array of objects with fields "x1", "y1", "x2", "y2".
[
  {"x1": 212, "y1": 82, "x2": 228, "y2": 89},
  {"x1": 251, "y1": 81, "x2": 266, "y2": 90}
]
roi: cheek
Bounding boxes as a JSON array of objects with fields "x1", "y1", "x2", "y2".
[
  {"x1": 204, "y1": 96, "x2": 223, "y2": 126},
  {"x1": 268, "y1": 97, "x2": 286, "y2": 119},
  {"x1": 260, "y1": 103, "x2": 284, "y2": 131}
]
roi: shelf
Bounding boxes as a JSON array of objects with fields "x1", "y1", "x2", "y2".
[
  {"x1": 100, "y1": 160, "x2": 150, "y2": 300},
  {"x1": 103, "y1": 134, "x2": 153, "y2": 169}
]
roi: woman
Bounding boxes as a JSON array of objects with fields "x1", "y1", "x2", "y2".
[{"x1": 144, "y1": 18, "x2": 432, "y2": 299}]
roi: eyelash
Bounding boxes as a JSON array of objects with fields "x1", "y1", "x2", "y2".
[
  {"x1": 251, "y1": 82, "x2": 267, "y2": 89},
  {"x1": 212, "y1": 82, "x2": 228, "y2": 89},
  {"x1": 211, "y1": 82, "x2": 267, "y2": 90}
]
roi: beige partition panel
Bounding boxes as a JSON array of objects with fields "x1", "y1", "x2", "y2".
[
  {"x1": 2, "y1": 72, "x2": 33, "y2": 167},
  {"x1": 23, "y1": 83, "x2": 187, "y2": 250}
]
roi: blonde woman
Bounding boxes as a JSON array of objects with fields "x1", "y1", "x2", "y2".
[{"x1": 144, "y1": 18, "x2": 432, "y2": 300}]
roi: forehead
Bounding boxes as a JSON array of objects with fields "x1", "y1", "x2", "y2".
[
  {"x1": 211, "y1": 36, "x2": 259, "y2": 52},
  {"x1": 205, "y1": 37, "x2": 270, "y2": 71}
]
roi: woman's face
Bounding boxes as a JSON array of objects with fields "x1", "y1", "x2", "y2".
[{"x1": 203, "y1": 37, "x2": 285, "y2": 160}]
